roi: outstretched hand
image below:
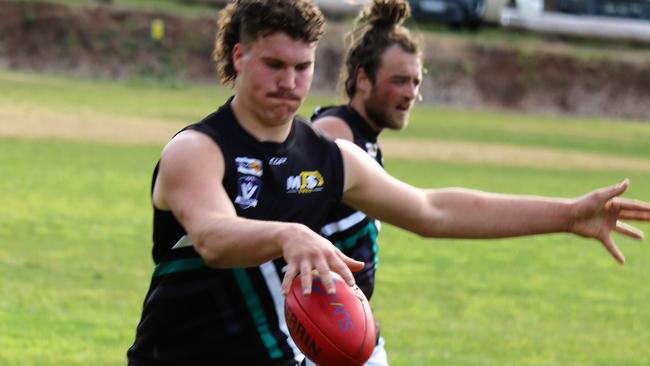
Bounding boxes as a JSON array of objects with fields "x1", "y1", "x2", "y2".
[{"x1": 570, "y1": 179, "x2": 650, "y2": 264}]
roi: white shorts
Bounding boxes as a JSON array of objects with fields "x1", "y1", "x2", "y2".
[{"x1": 301, "y1": 336, "x2": 388, "y2": 366}]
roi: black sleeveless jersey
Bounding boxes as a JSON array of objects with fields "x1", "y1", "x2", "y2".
[
  {"x1": 128, "y1": 98, "x2": 345, "y2": 366},
  {"x1": 311, "y1": 105, "x2": 383, "y2": 301}
]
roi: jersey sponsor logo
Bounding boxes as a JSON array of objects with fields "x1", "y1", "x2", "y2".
[
  {"x1": 235, "y1": 157, "x2": 263, "y2": 177},
  {"x1": 235, "y1": 175, "x2": 261, "y2": 209},
  {"x1": 365, "y1": 142, "x2": 379, "y2": 159},
  {"x1": 286, "y1": 171, "x2": 324, "y2": 194},
  {"x1": 268, "y1": 157, "x2": 287, "y2": 166}
]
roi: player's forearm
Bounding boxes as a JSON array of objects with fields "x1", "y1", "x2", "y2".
[
  {"x1": 420, "y1": 188, "x2": 574, "y2": 238},
  {"x1": 190, "y1": 216, "x2": 298, "y2": 268}
]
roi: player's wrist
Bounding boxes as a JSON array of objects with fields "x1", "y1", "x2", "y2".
[
  {"x1": 275, "y1": 222, "x2": 307, "y2": 254},
  {"x1": 564, "y1": 198, "x2": 580, "y2": 234}
]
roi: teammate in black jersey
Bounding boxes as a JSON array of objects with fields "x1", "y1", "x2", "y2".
[
  {"x1": 310, "y1": 2, "x2": 424, "y2": 364},
  {"x1": 313, "y1": 1, "x2": 650, "y2": 365},
  {"x1": 128, "y1": 1, "x2": 650, "y2": 365}
]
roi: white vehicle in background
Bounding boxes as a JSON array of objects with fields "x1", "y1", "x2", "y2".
[
  {"x1": 315, "y1": 0, "x2": 370, "y2": 18},
  {"x1": 500, "y1": 0, "x2": 650, "y2": 43}
]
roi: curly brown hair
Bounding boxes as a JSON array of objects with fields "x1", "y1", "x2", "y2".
[
  {"x1": 213, "y1": 0, "x2": 325, "y2": 86},
  {"x1": 343, "y1": 0, "x2": 421, "y2": 98}
]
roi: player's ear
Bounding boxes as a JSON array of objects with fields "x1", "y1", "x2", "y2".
[
  {"x1": 232, "y1": 43, "x2": 245, "y2": 74},
  {"x1": 355, "y1": 68, "x2": 371, "y2": 95}
]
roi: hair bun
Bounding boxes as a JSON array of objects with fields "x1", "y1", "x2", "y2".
[{"x1": 359, "y1": 0, "x2": 410, "y2": 28}]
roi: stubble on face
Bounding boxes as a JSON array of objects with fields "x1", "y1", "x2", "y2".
[
  {"x1": 364, "y1": 90, "x2": 402, "y2": 131},
  {"x1": 361, "y1": 46, "x2": 421, "y2": 132},
  {"x1": 363, "y1": 82, "x2": 415, "y2": 132}
]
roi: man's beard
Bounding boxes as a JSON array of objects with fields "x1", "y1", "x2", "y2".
[{"x1": 364, "y1": 93, "x2": 399, "y2": 130}]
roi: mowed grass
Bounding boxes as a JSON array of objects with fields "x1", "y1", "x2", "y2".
[
  {"x1": 1, "y1": 69, "x2": 650, "y2": 365},
  {"x1": 0, "y1": 139, "x2": 160, "y2": 366},
  {"x1": 379, "y1": 162, "x2": 650, "y2": 366},
  {"x1": 3, "y1": 69, "x2": 650, "y2": 157},
  {"x1": 388, "y1": 106, "x2": 650, "y2": 159}
]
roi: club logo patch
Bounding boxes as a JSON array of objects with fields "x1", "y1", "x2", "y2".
[
  {"x1": 235, "y1": 157, "x2": 263, "y2": 177},
  {"x1": 365, "y1": 142, "x2": 379, "y2": 159},
  {"x1": 286, "y1": 171, "x2": 324, "y2": 194},
  {"x1": 235, "y1": 175, "x2": 261, "y2": 209}
]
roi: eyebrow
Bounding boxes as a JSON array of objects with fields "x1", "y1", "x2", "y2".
[
  {"x1": 261, "y1": 57, "x2": 313, "y2": 67},
  {"x1": 391, "y1": 75, "x2": 420, "y2": 81}
]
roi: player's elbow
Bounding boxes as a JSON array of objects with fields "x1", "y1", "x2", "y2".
[
  {"x1": 192, "y1": 233, "x2": 227, "y2": 268},
  {"x1": 409, "y1": 208, "x2": 446, "y2": 238}
]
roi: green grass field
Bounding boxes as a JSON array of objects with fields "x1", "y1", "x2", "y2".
[{"x1": 1, "y1": 70, "x2": 649, "y2": 365}]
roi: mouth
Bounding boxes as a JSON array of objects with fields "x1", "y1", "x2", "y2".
[
  {"x1": 396, "y1": 103, "x2": 410, "y2": 113},
  {"x1": 267, "y1": 92, "x2": 300, "y2": 102}
]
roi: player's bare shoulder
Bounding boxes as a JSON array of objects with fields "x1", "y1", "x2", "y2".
[
  {"x1": 312, "y1": 115, "x2": 354, "y2": 142},
  {"x1": 154, "y1": 129, "x2": 226, "y2": 210},
  {"x1": 160, "y1": 130, "x2": 224, "y2": 173}
]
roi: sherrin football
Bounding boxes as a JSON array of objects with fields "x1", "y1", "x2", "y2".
[{"x1": 285, "y1": 272, "x2": 376, "y2": 366}]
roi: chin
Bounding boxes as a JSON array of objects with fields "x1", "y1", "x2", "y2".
[
  {"x1": 268, "y1": 110, "x2": 295, "y2": 126},
  {"x1": 389, "y1": 117, "x2": 408, "y2": 130}
]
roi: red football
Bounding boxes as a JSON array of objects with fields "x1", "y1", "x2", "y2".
[{"x1": 285, "y1": 272, "x2": 376, "y2": 366}]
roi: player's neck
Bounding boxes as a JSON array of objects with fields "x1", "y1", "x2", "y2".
[
  {"x1": 349, "y1": 98, "x2": 383, "y2": 134},
  {"x1": 231, "y1": 95, "x2": 293, "y2": 143}
]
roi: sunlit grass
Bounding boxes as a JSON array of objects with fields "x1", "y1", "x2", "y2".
[{"x1": 1, "y1": 69, "x2": 650, "y2": 365}]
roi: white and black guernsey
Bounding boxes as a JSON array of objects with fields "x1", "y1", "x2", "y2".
[
  {"x1": 311, "y1": 105, "x2": 383, "y2": 301},
  {"x1": 128, "y1": 98, "x2": 344, "y2": 366}
]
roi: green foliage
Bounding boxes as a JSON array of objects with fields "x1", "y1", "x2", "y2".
[
  {"x1": 23, "y1": 1, "x2": 37, "y2": 24},
  {"x1": 1, "y1": 69, "x2": 649, "y2": 365}
]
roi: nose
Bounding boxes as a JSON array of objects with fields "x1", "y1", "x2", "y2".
[
  {"x1": 401, "y1": 82, "x2": 419, "y2": 102},
  {"x1": 403, "y1": 81, "x2": 418, "y2": 101},
  {"x1": 278, "y1": 67, "x2": 296, "y2": 91}
]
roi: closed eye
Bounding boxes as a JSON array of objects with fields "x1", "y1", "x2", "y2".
[
  {"x1": 265, "y1": 60, "x2": 284, "y2": 70},
  {"x1": 295, "y1": 62, "x2": 312, "y2": 72}
]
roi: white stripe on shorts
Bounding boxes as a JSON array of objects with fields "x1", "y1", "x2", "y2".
[
  {"x1": 259, "y1": 261, "x2": 304, "y2": 363},
  {"x1": 171, "y1": 235, "x2": 193, "y2": 249}
]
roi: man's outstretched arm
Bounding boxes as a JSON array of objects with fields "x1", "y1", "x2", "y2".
[{"x1": 337, "y1": 139, "x2": 650, "y2": 264}]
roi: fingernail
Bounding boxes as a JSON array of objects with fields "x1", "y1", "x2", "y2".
[
  {"x1": 303, "y1": 289, "x2": 311, "y2": 295},
  {"x1": 327, "y1": 287, "x2": 335, "y2": 295}
]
